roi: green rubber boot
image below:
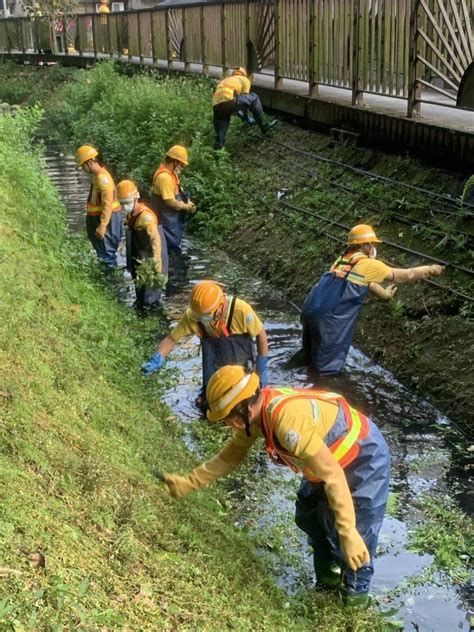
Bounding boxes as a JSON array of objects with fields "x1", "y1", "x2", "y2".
[{"x1": 314, "y1": 559, "x2": 341, "y2": 589}]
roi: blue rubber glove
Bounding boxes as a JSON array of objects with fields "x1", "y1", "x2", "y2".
[
  {"x1": 256, "y1": 355, "x2": 269, "y2": 387},
  {"x1": 141, "y1": 351, "x2": 165, "y2": 376}
]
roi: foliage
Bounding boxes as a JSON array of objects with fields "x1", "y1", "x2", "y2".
[
  {"x1": 461, "y1": 174, "x2": 474, "y2": 207},
  {"x1": 135, "y1": 257, "x2": 167, "y2": 289},
  {"x1": 21, "y1": 0, "x2": 77, "y2": 17},
  {"x1": 0, "y1": 108, "x2": 318, "y2": 630},
  {"x1": 0, "y1": 61, "x2": 75, "y2": 106},
  {"x1": 409, "y1": 493, "x2": 473, "y2": 576}
]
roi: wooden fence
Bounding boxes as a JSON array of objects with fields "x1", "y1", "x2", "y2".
[{"x1": 0, "y1": 0, "x2": 472, "y2": 116}]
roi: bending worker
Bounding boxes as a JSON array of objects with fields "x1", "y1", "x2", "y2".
[
  {"x1": 117, "y1": 179, "x2": 168, "y2": 311},
  {"x1": 76, "y1": 145, "x2": 122, "y2": 268},
  {"x1": 301, "y1": 223, "x2": 445, "y2": 375},
  {"x1": 212, "y1": 67, "x2": 277, "y2": 150},
  {"x1": 163, "y1": 365, "x2": 390, "y2": 605},
  {"x1": 141, "y1": 281, "x2": 269, "y2": 408},
  {"x1": 150, "y1": 145, "x2": 196, "y2": 252}
]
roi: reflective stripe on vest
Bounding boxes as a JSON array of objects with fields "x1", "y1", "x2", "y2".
[
  {"x1": 213, "y1": 76, "x2": 247, "y2": 103},
  {"x1": 330, "y1": 252, "x2": 367, "y2": 281},
  {"x1": 261, "y1": 387, "x2": 369, "y2": 482},
  {"x1": 86, "y1": 172, "x2": 121, "y2": 216},
  {"x1": 152, "y1": 164, "x2": 180, "y2": 196}
]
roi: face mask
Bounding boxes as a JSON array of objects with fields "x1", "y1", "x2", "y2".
[
  {"x1": 122, "y1": 201, "x2": 135, "y2": 213},
  {"x1": 370, "y1": 247, "x2": 377, "y2": 259}
]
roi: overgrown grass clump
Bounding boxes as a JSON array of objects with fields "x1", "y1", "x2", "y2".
[{"x1": 0, "y1": 108, "x2": 319, "y2": 630}]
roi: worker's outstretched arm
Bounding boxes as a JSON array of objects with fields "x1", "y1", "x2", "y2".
[
  {"x1": 141, "y1": 335, "x2": 176, "y2": 376},
  {"x1": 96, "y1": 188, "x2": 114, "y2": 239},
  {"x1": 164, "y1": 436, "x2": 254, "y2": 498},
  {"x1": 164, "y1": 197, "x2": 196, "y2": 213},
  {"x1": 256, "y1": 328, "x2": 269, "y2": 386},
  {"x1": 389, "y1": 264, "x2": 444, "y2": 284},
  {"x1": 304, "y1": 445, "x2": 370, "y2": 571},
  {"x1": 368, "y1": 282, "x2": 398, "y2": 301},
  {"x1": 145, "y1": 223, "x2": 163, "y2": 272}
]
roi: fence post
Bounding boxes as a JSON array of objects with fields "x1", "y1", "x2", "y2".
[
  {"x1": 221, "y1": 2, "x2": 227, "y2": 74},
  {"x1": 165, "y1": 8, "x2": 171, "y2": 68},
  {"x1": 150, "y1": 10, "x2": 156, "y2": 63},
  {"x1": 136, "y1": 12, "x2": 142, "y2": 60},
  {"x1": 407, "y1": 0, "x2": 421, "y2": 118},
  {"x1": 182, "y1": 7, "x2": 191, "y2": 71},
  {"x1": 200, "y1": 4, "x2": 208, "y2": 74},
  {"x1": 62, "y1": 16, "x2": 68, "y2": 55},
  {"x1": 92, "y1": 16, "x2": 97, "y2": 58},
  {"x1": 351, "y1": 0, "x2": 363, "y2": 105},
  {"x1": 274, "y1": 0, "x2": 282, "y2": 89},
  {"x1": 308, "y1": 0, "x2": 318, "y2": 96}
]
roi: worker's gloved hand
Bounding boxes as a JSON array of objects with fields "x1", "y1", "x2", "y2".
[
  {"x1": 339, "y1": 527, "x2": 370, "y2": 571},
  {"x1": 141, "y1": 351, "x2": 165, "y2": 376},
  {"x1": 385, "y1": 283, "x2": 398, "y2": 299},
  {"x1": 184, "y1": 201, "x2": 196, "y2": 214},
  {"x1": 430, "y1": 264, "x2": 445, "y2": 277},
  {"x1": 163, "y1": 473, "x2": 195, "y2": 498},
  {"x1": 256, "y1": 355, "x2": 269, "y2": 387},
  {"x1": 95, "y1": 224, "x2": 107, "y2": 240}
]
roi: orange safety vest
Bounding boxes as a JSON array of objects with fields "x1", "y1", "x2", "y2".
[
  {"x1": 152, "y1": 164, "x2": 180, "y2": 197},
  {"x1": 86, "y1": 168, "x2": 121, "y2": 216},
  {"x1": 261, "y1": 387, "x2": 369, "y2": 482},
  {"x1": 330, "y1": 252, "x2": 368, "y2": 282}
]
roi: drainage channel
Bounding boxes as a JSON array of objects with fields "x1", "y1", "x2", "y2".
[{"x1": 44, "y1": 142, "x2": 473, "y2": 632}]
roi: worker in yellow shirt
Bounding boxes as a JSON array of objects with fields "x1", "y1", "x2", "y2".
[
  {"x1": 76, "y1": 145, "x2": 122, "y2": 268},
  {"x1": 212, "y1": 67, "x2": 277, "y2": 150},
  {"x1": 141, "y1": 281, "x2": 269, "y2": 410},
  {"x1": 98, "y1": 0, "x2": 110, "y2": 13},
  {"x1": 162, "y1": 364, "x2": 390, "y2": 605},
  {"x1": 300, "y1": 224, "x2": 445, "y2": 374},
  {"x1": 117, "y1": 180, "x2": 168, "y2": 311},
  {"x1": 150, "y1": 145, "x2": 196, "y2": 253}
]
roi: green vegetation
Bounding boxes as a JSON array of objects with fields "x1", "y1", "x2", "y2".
[
  {"x1": 0, "y1": 103, "x2": 396, "y2": 630},
  {"x1": 0, "y1": 61, "x2": 75, "y2": 106}
]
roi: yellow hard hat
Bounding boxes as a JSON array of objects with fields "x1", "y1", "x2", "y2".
[
  {"x1": 166, "y1": 144, "x2": 189, "y2": 166},
  {"x1": 117, "y1": 179, "x2": 138, "y2": 201},
  {"x1": 100, "y1": 0, "x2": 109, "y2": 4},
  {"x1": 189, "y1": 281, "x2": 224, "y2": 321},
  {"x1": 76, "y1": 145, "x2": 98, "y2": 167},
  {"x1": 347, "y1": 224, "x2": 382, "y2": 244},
  {"x1": 207, "y1": 365, "x2": 260, "y2": 422},
  {"x1": 232, "y1": 67, "x2": 248, "y2": 77}
]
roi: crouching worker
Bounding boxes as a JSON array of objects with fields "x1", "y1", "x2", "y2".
[
  {"x1": 141, "y1": 281, "x2": 269, "y2": 410},
  {"x1": 301, "y1": 224, "x2": 445, "y2": 375},
  {"x1": 117, "y1": 180, "x2": 168, "y2": 311},
  {"x1": 212, "y1": 67, "x2": 277, "y2": 150},
  {"x1": 162, "y1": 365, "x2": 390, "y2": 605},
  {"x1": 76, "y1": 145, "x2": 122, "y2": 268},
  {"x1": 150, "y1": 145, "x2": 196, "y2": 253}
]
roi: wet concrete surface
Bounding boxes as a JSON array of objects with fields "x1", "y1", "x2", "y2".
[{"x1": 45, "y1": 142, "x2": 473, "y2": 632}]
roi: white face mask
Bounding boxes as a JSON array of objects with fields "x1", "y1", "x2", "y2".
[
  {"x1": 370, "y1": 246, "x2": 377, "y2": 259},
  {"x1": 121, "y1": 201, "x2": 135, "y2": 213}
]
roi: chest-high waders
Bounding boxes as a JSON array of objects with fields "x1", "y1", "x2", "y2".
[
  {"x1": 125, "y1": 211, "x2": 169, "y2": 309},
  {"x1": 150, "y1": 191, "x2": 189, "y2": 253},
  {"x1": 198, "y1": 296, "x2": 257, "y2": 410},
  {"x1": 301, "y1": 255, "x2": 368, "y2": 375}
]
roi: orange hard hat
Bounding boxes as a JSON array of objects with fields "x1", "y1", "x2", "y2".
[
  {"x1": 117, "y1": 179, "x2": 139, "y2": 201},
  {"x1": 347, "y1": 224, "x2": 382, "y2": 245},
  {"x1": 76, "y1": 145, "x2": 98, "y2": 166},
  {"x1": 206, "y1": 365, "x2": 260, "y2": 422},
  {"x1": 189, "y1": 281, "x2": 224, "y2": 321},
  {"x1": 166, "y1": 145, "x2": 189, "y2": 166},
  {"x1": 232, "y1": 67, "x2": 248, "y2": 78}
]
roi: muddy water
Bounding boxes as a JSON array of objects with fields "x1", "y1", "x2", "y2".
[{"x1": 45, "y1": 142, "x2": 473, "y2": 632}]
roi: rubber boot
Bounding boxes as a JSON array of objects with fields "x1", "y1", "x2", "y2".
[
  {"x1": 255, "y1": 113, "x2": 278, "y2": 133},
  {"x1": 236, "y1": 110, "x2": 256, "y2": 126},
  {"x1": 314, "y1": 559, "x2": 341, "y2": 589}
]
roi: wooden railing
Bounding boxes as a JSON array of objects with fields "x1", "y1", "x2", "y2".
[{"x1": 0, "y1": 0, "x2": 473, "y2": 116}]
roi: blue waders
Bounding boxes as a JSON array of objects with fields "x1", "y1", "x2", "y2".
[
  {"x1": 301, "y1": 258, "x2": 369, "y2": 375},
  {"x1": 199, "y1": 296, "x2": 257, "y2": 405},
  {"x1": 86, "y1": 211, "x2": 122, "y2": 268},
  {"x1": 150, "y1": 191, "x2": 189, "y2": 253},
  {"x1": 125, "y1": 214, "x2": 169, "y2": 310},
  {"x1": 294, "y1": 408, "x2": 390, "y2": 596}
]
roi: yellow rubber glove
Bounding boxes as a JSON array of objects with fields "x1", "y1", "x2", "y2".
[
  {"x1": 95, "y1": 223, "x2": 107, "y2": 240},
  {"x1": 304, "y1": 445, "x2": 370, "y2": 570},
  {"x1": 164, "y1": 437, "x2": 253, "y2": 498},
  {"x1": 338, "y1": 527, "x2": 370, "y2": 571}
]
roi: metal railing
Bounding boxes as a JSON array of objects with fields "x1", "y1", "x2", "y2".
[{"x1": 0, "y1": 0, "x2": 473, "y2": 117}]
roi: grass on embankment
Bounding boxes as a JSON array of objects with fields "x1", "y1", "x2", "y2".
[{"x1": 0, "y1": 108, "x2": 320, "y2": 630}]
